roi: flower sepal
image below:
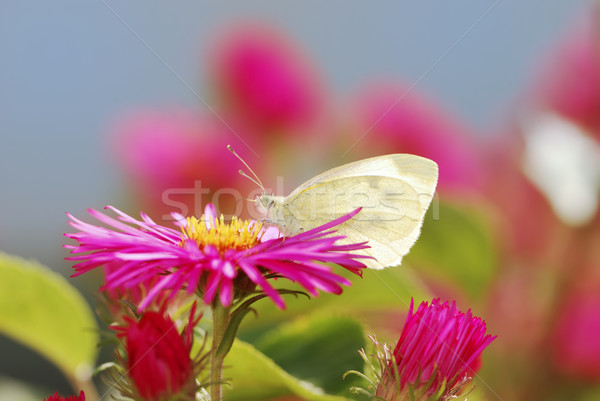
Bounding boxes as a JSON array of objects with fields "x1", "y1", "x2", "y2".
[{"x1": 348, "y1": 336, "x2": 476, "y2": 401}]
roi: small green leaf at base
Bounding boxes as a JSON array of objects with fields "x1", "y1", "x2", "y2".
[{"x1": 222, "y1": 339, "x2": 354, "y2": 401}]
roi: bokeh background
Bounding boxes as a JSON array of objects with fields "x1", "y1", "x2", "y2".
[{"x1": 2, "y1": 1, "x2": 600, "y2": 400}]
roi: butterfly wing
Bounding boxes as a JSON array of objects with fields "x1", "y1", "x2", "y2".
[
  {"x1": 281, "y1": 154, "x2": 438, "y2": 268},
  {"x1": 287, "y1": 154, "x2": 437, "y2": 200}
]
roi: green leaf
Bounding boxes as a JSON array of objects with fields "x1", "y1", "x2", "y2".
[
  {"x1": 0, "y1": 377, "x2": 44, "y2": 401},
  {"x1": 255, "y1": 315, "x2": 366, "y2": 397},
  {"x1": 240, "y1": 267, "x2": 430, "y2": 344},
  {"x1": 223, "y1": 339, "x2": 355, "y2": 401},
  {"x1": 0, "y1": 253, "x2": 99, "y2": 384},
  {"x1": 574, "y1": 386, "x2": 600, "y2": 401},
  {"x1": 406, "y1": 201, "x2": 497, "y2": 300},
  {"x1": 464, "y1": 385, "x2": 491, "y2": 401}
]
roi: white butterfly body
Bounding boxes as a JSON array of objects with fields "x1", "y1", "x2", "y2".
[{"x1": 256, "y1": 154, "x2": 438, "y2": 269}]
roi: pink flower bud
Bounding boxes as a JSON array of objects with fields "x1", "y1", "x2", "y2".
[
  {"x1": 119, "y1": 312, "x2": 194, "y2": 401},
  {"x1": 376, "y1": 298, "x2": 496, "y2": 400},
  {"x1": 42, "y1": 391, "x2": 85, "y2": 401}
]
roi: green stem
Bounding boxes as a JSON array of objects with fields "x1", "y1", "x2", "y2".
[
  {"x1": 66, "y1": 373, "x2": 99, "y2": 401},
  {"x1": 210, "y1": 302, "x2": 230, "y2": 401}
]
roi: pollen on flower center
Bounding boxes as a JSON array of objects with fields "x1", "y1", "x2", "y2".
[{"x1": 182, "y1": 214, "x2": 264, "y2": 253}]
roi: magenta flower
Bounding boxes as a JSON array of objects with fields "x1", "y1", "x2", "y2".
[
  {"x1": 532, "y1": 6, "x2": 600, "y2": 138},
  {"x1": 345, "y1": 83, "x2": 482, "y2": 193},
  {"x1": 208, "y1": 23, "x2": 326, "y2": 136},
  {"x1": 101, "y1": 262, "x2": 190, "y2": 322},
  {"x1": 42, "y1": 392, "x2": 85, "y2": 401},
  {"x1": 376, "y1": 298, "x2": 496, "y2": 400},
  {"x1": 551, "y1": 280, "x2": 600, "y2": 380},
  {"x1": 65, "y1": 204, "x2": 368, "y2": 310}
]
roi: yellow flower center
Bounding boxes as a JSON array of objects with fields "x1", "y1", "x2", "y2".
[{"x1": 182, "y1": 214, "x2": 264, "y2": 253}]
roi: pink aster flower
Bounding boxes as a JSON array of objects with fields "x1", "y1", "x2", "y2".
[
  {"x1": 101, "y1": 263, "x2": 191, "y2": 324},
  {"x1": 42, "y1": 391, "x2": 85, "y2": 401},
  {"x1": 376, "y1": 298, "x2": 496, "y2": 400},
  {"x1": 65, "y1": 204, "x2": 368, "y2": 310}
]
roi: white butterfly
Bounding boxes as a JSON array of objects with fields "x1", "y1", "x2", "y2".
[{"x1": 251, "y1": 154, "x2": 438, "y2": 269}]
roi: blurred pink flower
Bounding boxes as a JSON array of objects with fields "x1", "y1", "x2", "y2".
[
  {"x1": 65, "y1": 204, "x2": 369, "y2": 310},
  {"x1": 480, "y1": 134, "x2": 561, "y2": 263},
  {"x1": 376, "y1": 298, "x2": 496, "y2": 400},
  {"x1": 208, "y1": 23, "x2": 327, "y2": 138},
  {"x1": 532, "y1": 6, "x2": 600, "y2": 137},
  {"x1": 345, "y1": 83, "x2": 482, "y2": 193},
  {"x1": 552, "y1": 276, "x2": 600, "y2": 380},
  {"x1": 110, "y1": 109, "x2": 262, "y2": 220},
  {"x1": 487, "y1": 265, "x2": 549, "y2": 357}
]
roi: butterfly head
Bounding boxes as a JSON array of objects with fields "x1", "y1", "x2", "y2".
[
  {"x1": 255, "y1": 193, "x2": 290, "y2": 231},
  {"x1": 255, "y1": 194, "x2": 276, "y2": 218}
]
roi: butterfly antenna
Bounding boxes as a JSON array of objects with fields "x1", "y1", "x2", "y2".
[
  {"x1": 238, "y1": 170, "x2": 263, "y2": 195},
  {"x1": 227, "y1": 145, "x2": 266, "y2": 192}
]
